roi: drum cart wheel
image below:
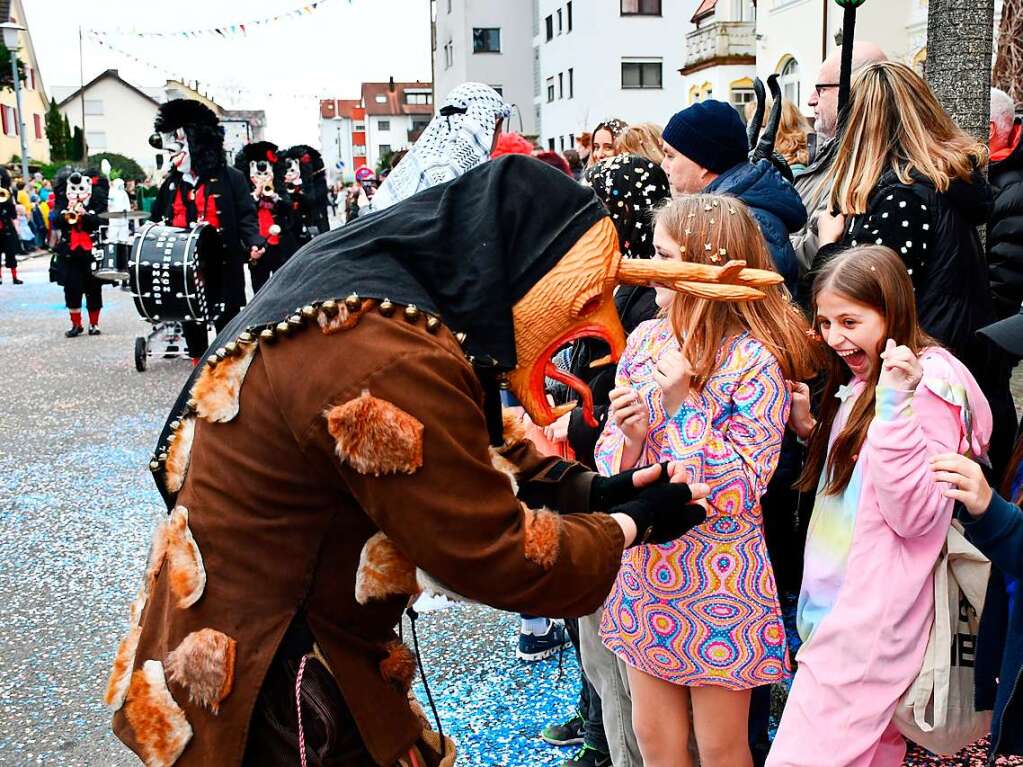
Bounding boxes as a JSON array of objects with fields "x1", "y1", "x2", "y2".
[{"x1": 134, "y1": 336, "x2": 148, "y2": 372}]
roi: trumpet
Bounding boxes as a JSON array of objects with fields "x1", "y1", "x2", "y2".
[
  {"x1": 0, "y1": 188, "x2": 10, "y2": 203},
  {"x1": 62, "y1": 209, "x2": 79, "y2": 225},
  {"x1": 261, "y1": 183, "x2": 275, "y2": 197}
]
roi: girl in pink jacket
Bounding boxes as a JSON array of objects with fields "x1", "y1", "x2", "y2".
[{"x1": 770, "y1": 246, "x2": 992, "y2": 766}]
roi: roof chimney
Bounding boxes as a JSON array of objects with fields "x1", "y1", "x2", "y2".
[{"x1": 388, "y1": 76, "x2": 395, "y2": 93}]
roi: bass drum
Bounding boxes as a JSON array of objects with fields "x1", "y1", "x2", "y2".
[
  {"x1": 94, "y1": 241, "x2": 131, "y2": 282},
  {"x1": 129, "y1": 223, "x2": 220, "y2": 323}
]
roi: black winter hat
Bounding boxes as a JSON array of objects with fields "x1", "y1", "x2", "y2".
[{"x1": 662, "y1": 100, "x2": 749, "y2": 175}]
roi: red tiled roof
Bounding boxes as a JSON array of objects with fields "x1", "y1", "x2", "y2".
[
  {"x1": 320, "y1": 98, "x2": 368, "y2": 120},
  {"x1": 361, "y1": 81, "x2": 433, "y2": 116},
  {"x1": 691, "y1": 0, "x2": 717, "y2": 23}
]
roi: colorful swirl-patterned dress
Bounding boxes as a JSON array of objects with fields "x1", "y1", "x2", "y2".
[{"x1": 596, "y1": 317, "x2": 791, "y2": 688}]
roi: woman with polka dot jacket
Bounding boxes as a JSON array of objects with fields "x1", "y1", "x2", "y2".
[{"x1": 811, "y1": 61, "x2": 1016, "y2": 473}]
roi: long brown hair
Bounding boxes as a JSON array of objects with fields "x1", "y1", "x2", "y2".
[
  {"x1": 615, "y1": 122, "x2": 665, "y2": 165},
  {"x1": 744, "y1": 99, "x2": 811, "y2": 168},
  {"x1": 655, "y1": 194, "x2": 821, "y2": 388},
  {"x1": 796, "y1": 246, "x2": 939, "y2": 494},
  {"x1": 827, "y1": 61, "x2": 987, "y2": 215}
]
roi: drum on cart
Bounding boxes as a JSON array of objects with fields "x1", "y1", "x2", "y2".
[
  {"x1": 129, "y1": 222, "x2": 220, "y2": 323},
  {"x1": 94, "y1": 241, "x2": 131, "y2": 282}
]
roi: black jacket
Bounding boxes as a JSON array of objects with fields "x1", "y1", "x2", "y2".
[
  {"x1": 989, "y1": 122, "x2": 1023, "y2": 321},
  {"x1": 961, "y1": 491, "x2": 1023, "y2": 759}
]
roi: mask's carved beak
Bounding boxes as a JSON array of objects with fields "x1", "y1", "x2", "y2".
[{"x1": 507, "y1": 219, "x2": 784, "y2": 430}]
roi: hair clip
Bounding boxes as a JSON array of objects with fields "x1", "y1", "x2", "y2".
[
  {"x1": 704, "y1": 204, "x2": 712, "y2": 212},
  {"x1": 710, "y1": 252, "x2": 721, "y2": 263},
  {"x1": 704, "y1": 242, "x2": 712, "y2": 251},
  {"x1": 712, "y1": 200, "x2": 720, "y2": 207},
  {"x1": 719, "y1": 248, "x2": 727, "y2": 256},
  {"x1": 728, "y1": 207, "x2": 737, "y2": 215},
  {"x1": 709, "y1": 218, "x2": 716, "y2": 225},
  {"x1": 684, "y1": 228, "x2": 693, "y2": 236},
  {"x1": 680, "y1": 245, "x2": 687, "y2": 253},
  {"x1": 870, "y1": 266, "x2": 876, "y2": 271}
]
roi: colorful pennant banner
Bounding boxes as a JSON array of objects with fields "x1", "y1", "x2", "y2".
[{"x1": 86, "y1": 0, "x2": 340, "y2": 39}]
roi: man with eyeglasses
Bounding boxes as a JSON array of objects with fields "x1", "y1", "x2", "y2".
[{"x1": 791, "y1": 41, "x2": 887, "y2": 282}]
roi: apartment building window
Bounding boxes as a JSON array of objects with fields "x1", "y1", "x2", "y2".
[
  {"x1": 86, "y1": 130, "x2": 107, "y2": 152},
  {"x1": 558, "y1": 72, "x2": 564, "y2": 99},
  {"x1": 559, "y1": 136, "x2": 565, "y2": 151},
  {"x1": 354, "y1": 122, "x2": 366, "y2": 132},
  {"x1": 621, "y1": 0, "x2": 661, "y2": 15},
  {"x1": 444, "y1": 41, "x2": 453, "y2": 69},
  {"x1": 622, "y1": 60, "x2": 663, "y2": 89},
  {"x1": 780, "y1": 57, "x2": 801, "y2": 105},
  {"x1": 569, "y1": 133, "x2": 575, "y2": 148},
  {"x1": 557, "y1": 8, "x2": 563, "y2": 33},
  {"x1": 33, "y1": 113, "x2": 42, "y2": 139},
  {"x1": 490, "y1": 84, "x2": 504, "y2": 97},
  {"x1": 473, "y1": 27, "x2": 501, "y2": 53},
  {"x1": 406, "y1": 92, "x2": 433, "y2": 105},
  {"x1": 546, "y1": 77, "x2": 555, "y2": 103},
  {"x1": 84, "y1": 99, "x2": 104, "y2": 116},
  {"x1": 375, "y1": 95, "x2": 388, "y2": 104},
  {"x1": 377, "y1": 120, "x2": 391, "y2": 131},
  {"x1": 379, "y1": 144, "x2": 391, "y2": 156},
  {"x1": 568, "y1": 68, "x2": 574, "y2": 98},
  {"x1": 446, "y1": 0, "x2": 451, "y2": 13},
  {"x1": 548, "y1": 138, "x2": 555, "y2": 151},
  {"x1": 567, "y1": 2, "x2": 573, "y2": 31},
  {"x1": 0, "y1": 105, "x2": 16, "y2": 136},
  {"x1": 731, "y1": 86, "x2": 756, "y2": 117},
  {"x1": 545, "y1": 15, "x2": 553, "y2": 41}
]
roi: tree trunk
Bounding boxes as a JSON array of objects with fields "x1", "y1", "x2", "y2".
[
  {"x1": 925, "y1": 0, "x2": 996, "y2": 143},
  {"x1": 993, "y1": 0, "x2": 1023, "y2": 106}
]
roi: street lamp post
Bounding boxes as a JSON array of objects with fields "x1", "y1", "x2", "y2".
[{"x1": 0, "y1": 23, "x2": 30, "y2": 183}]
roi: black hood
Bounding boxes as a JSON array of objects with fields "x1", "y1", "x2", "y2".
[{"x1": 228, "y1": 154, "x2": 606, "y2": 369}]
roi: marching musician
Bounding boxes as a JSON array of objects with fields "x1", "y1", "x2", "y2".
[
  {"x1": 0, "y1": 168, "x2": 22, "y2": 285},
  {"x1": 233, "y1": 141, "x2": 297, "y2": 292},
  {"x1": 149, "y1": 99, "x2": 262, "y2": 362},
  {"x1": 281, "y1": 144, "x2": 330, "y2": 246},
  {"x1": 54, "y1": 168, "x2": 108, "y2": 337}
]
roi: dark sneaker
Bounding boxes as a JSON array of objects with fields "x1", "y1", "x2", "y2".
[
  {"x1": 12, "y1": 277, "x2": 22, "y2": 284},
  {"x1": 564, "y1": 745, "x2": 611, "y2": 767},
  {"x1": 65, "y1": 325, "x2": 84, "y2": 338},
  {"x1": 88, "y1": 326, "x2": 101, "y2": 336},
  {"x1": 540, "y1": 712, "x2": 584, "y2": 746},
  {"x1": 516, "y1": 620, "x2": 569, "y2": 662}
]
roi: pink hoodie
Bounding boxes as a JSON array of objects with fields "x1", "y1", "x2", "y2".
[{"x1": 768, "y1": 347, "x2": 992, "y2": 766}]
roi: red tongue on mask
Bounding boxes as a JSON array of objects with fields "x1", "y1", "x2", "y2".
[{"x1": 544, "y1": 363, "x2": 597, "y2": 427}]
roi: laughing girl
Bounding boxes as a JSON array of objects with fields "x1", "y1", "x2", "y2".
[{"x1": 769, "y1": 246, "x2": 993, "y2": 766}]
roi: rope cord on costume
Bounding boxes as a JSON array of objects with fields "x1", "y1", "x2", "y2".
[
  {"x1": 405, "y1": 606, "x2": 446, "y2": 758},
  {"x1": 295, "y1": 654, "x2": 310, "y2": 767}
]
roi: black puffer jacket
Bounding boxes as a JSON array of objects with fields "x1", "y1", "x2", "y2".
[{"x1": 989, "y1": 122, "x2": 1023, "y2": 321}]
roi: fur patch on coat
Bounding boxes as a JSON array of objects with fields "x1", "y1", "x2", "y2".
[
  {"x1": 379, "y1": 640, "x2": 416, "y2": 692},
  {"x1": 165, "y1": 507, "x2": 206, "y2": 609},
  {"x1": 104, "y1": 626, "x2": 142, "y2": 711},
  {"x1": 189, "y1": 342, "x2": 257, "y2": 423},
  {"x1": 124, "y1": 660, "x2": 193, "y2": 767},
  {"x1": 164, "y1": 417, "x2": 195, "y2": 494},
  {"x1": 317, "y1": 302, "x2": 371, "y2": 335},
  {"x1": 355, "y1": 532, "x2": 418, "y2": 604},
  {"x1": 165, "y1": 628, "x2": 237, "y2": 714},
  {"x1": 523, "y1": 508, "x2": 561, "y2": 569},
  {"x1": 325, "y1": 390, "x2": 424, "y2": 476}
]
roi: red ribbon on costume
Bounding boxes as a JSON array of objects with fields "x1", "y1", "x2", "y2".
[
  {"x1": 172, "y1": 187, "x2": 188, "y2": 227},
  {"x1": 257, "y1": 203, "x2": 279, "y2": 244},
  {"x1": 70, "y1": 226, "x2": 93, "y2": 251}
]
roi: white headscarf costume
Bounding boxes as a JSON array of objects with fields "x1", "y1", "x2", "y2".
[{"x1": 367, "y1": 82, "x2": 511, "y2": 212}]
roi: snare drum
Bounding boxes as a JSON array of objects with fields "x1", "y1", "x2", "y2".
[
  {"x1": 94, "y1": 241, "x2": 131, "y2": 282},
  {"x1": 129, "y1": 223, "x2": 220, "y2": 323}
]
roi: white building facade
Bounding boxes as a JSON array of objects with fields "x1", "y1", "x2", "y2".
[
  {"x1": 535, "y1": 0, "x2": 698, "y2": 153},
  {"x1": 679, "y1": 0, "x2": 757, "y2": 111},
  {"x1": 754, "y1": 0, "x2": 925, "y2": 116},
  {"x1": 433, "y1": 0, "x2": 537, "y2": 135}
]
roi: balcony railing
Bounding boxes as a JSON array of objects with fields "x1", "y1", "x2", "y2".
[{"x1": 682, "y1": 21, "x2": 756, "y2": 73}]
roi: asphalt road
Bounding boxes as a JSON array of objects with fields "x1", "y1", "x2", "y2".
[{"x1": 0, "y1": 254, "x2": 1018, "y2": 766}]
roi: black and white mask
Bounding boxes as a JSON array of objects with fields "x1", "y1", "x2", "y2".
[
  {"x1": 66, "y1": 172, "x2": 93, "y2": 207},
  {"x1": 284, "y1": 158, "x2": 302, "y2": 187},
  {"x1": 150, "y1": 128, "x2": 192, "y2": 176},
  {"x1": 249, "y1": 159, "x2": 275, "y2": 193}
]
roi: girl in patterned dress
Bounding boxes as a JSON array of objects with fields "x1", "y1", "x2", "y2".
[
  {"x1": 770, "y1": 247, "x2": 992, "y2": 766},
  {"x1": 596, "y1": 195, "x2": 819, "y2": 766}
]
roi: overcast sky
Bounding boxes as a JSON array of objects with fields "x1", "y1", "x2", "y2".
[{"x1": 26, "y1": 0, "x2": 433, "y2": 145}]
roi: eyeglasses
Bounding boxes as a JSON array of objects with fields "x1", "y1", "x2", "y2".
[{"x1": 813, "y1": 83, "x2": 840, "y2": 96}]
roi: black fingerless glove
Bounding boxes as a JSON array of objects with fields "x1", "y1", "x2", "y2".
[
  {"x1": 611, "y1": 483, "x2": 706, "y2": 547},
  {"x1": 590, "y1": 462, "x2": 670, "y2": 511}
]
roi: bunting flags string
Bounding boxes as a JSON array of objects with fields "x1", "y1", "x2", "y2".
[
  {"x1": 84, "y1": 31, "x2": 335, "y2": 101},
  {"x1": 85, "y1": 0, "x2": 342, "y2": 39}
]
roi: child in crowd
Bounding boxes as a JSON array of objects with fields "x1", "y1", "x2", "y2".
[
  {"x1": 771, "y1": 246, "x2": 992, "y2": 766},
  {"x1": 597, "y1": 194, "x2": 818, "y2": 767},
  {"x1": 15, "y1": 203, "x2": 34, "y2": 253}
]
